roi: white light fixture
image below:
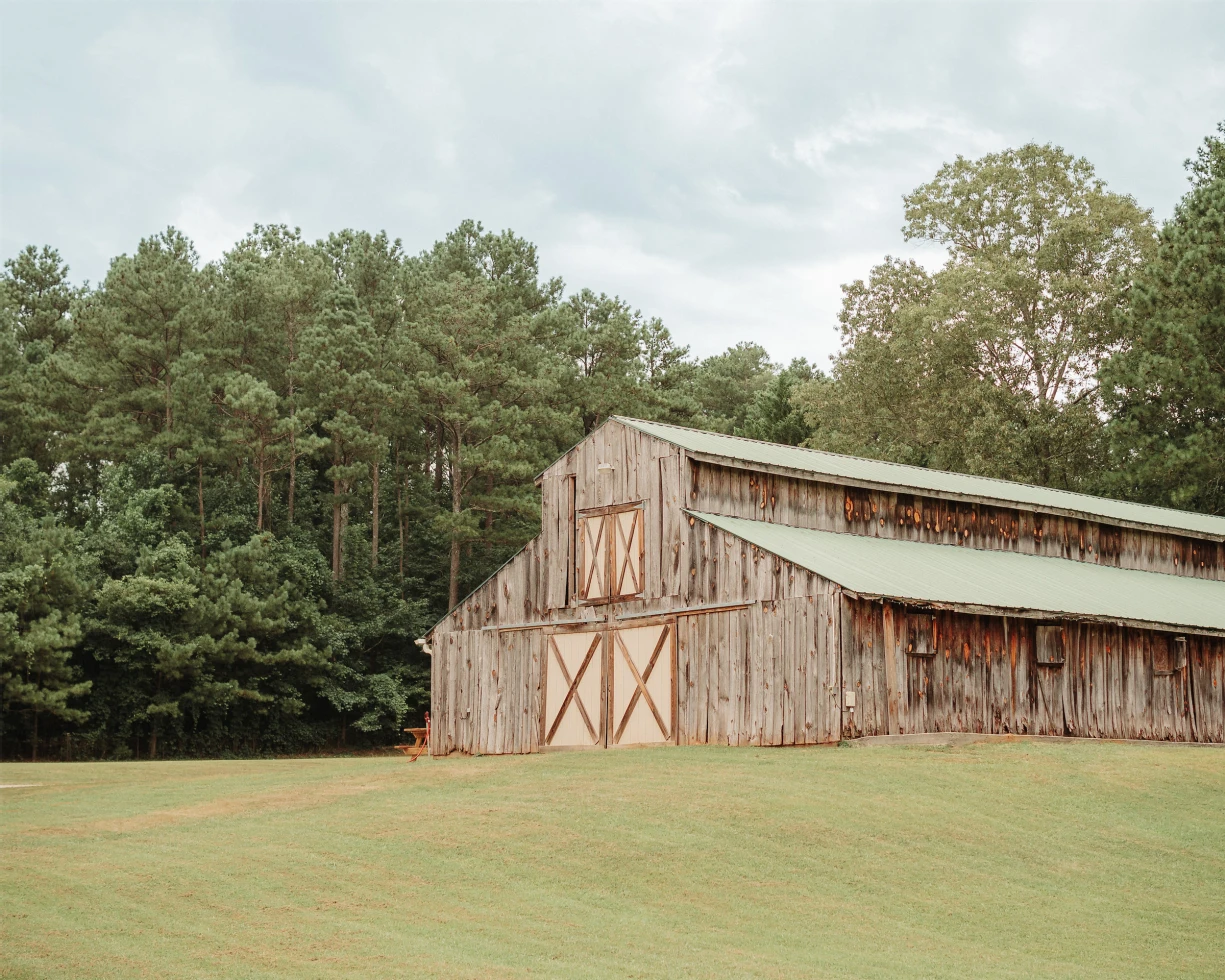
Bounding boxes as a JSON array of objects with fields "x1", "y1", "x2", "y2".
[{"x1": 597, "y1": 462, "x2": 615, "y2": 473}]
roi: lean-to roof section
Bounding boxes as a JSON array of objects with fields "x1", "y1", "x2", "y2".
[
  {"x1": 618, "y1": 417, "x2": 1225, "y2": 540},
  {"x1": 690, "y1": 512, "x2": 1225, "y2": 635}
]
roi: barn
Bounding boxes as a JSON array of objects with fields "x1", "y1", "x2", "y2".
[{"x1": 425, "y1": 417, "x2": 1225, "y2": 755}]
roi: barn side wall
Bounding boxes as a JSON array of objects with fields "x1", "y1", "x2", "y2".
[
  {"x1": 430, "y1": 627, "x2": 546, "y2": 756},
  {"x1": 840, "y1": 597, "x2": 1225, "y2": 742},
  {"x1": 676, "y1": 590, "x2": 842, "y2": 748},
  {"x1": 690, "y1": 460, "x2": 1225, "y2": 582}
]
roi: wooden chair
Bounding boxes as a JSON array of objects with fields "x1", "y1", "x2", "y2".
[{"x1": 394, "y1": 713, "x2": 430, "y2": 761}]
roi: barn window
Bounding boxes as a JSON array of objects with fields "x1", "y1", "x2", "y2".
[
  {"x1": 576, "y1": 504, "x2": 644, "y2": 603},
  {"x1": 1153, "y1": 636, "x2": 1188, "y2": 675},
  {"x1": 1176, "y1": 636, "x2": 1189, "y2": 669},
  {"x1": 906, "y1": 614, "x2": 935, "y2": 657},
  {"x1": 1035, "y1": 625, "x2": 1065, "y2": 666}
]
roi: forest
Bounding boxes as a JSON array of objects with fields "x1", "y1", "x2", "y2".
[{"x1": 2, "y1": 126, "x2": 1222, "y2": 761}]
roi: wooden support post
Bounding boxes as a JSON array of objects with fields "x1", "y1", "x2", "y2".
[{"x1": 883, "y1": 602, "x2": 901, "y2": 735}]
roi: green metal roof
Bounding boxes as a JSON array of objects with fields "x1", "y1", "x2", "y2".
[
  {"x1": 616, "y1": 417, "x2": 1225, "y2": 540},
  {"x1": 690, "y1": 512, "x2": 1225, "y2": 634}
]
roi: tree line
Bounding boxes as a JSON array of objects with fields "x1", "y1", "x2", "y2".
[{"x1": 2, "y1": 124, "x2": 1221, "y2": 761}]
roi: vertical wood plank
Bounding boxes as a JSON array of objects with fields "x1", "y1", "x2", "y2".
[{"x1": 882, "y1": 603, "x2": 901, "y2": 735}]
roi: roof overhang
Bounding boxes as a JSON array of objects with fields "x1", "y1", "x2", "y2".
[
  {"x1": 614, "y1": 416, "x2": 1225, "y2": 542},
  {"x1": 689, "y1": 511, "x2": 1225, "y2": 638},
  {"x1": 683, "y1": 451, "x2": 1225, "y2": 545}
]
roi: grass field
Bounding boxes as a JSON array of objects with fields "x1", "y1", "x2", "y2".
[{"x1": 3, "y1": 741, "x2": 1224, "y2": 980}]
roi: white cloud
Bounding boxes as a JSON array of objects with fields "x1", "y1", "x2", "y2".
[
  {"x1": 791, "y1": 106, "x2": 1003, "y2": 172},
  {"x1": 544, "y1": 212, "x2": 936, "y2": 366}
]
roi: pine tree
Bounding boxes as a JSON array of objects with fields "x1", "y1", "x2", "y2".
[
  {"x1": 65, "y1": 228, "x2": 213, "y2": 469},
  {"x1": 219, "y1": 226, "x2": 330, "y2": 528},
  {"x1": 1101, "y1": 125, "x2": 1225, "y2": 513},
  {"x1": 299, "y1": 285, "x2": 385, "y2": 580},
  {"x1": 414, "y1": 223, "x2": 569, "y2": 607},
  {"x1": 0, "y1": 246, "x2": 75, "y2": 469},
  {"x1": 0, "y1": 460, "x2": 91, "y2": 760}
]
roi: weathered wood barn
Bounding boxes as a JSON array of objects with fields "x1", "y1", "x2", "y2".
[{"x1": 427, "y1": 417, "x2": 1225, "y2": 755}]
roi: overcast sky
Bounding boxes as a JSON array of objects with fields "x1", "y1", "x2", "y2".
[{"x1": 3, "y1": 2, "x2": 1223, "y2": 366}]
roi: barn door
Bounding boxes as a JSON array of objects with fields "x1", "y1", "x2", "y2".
[
  {"x1": 609, "y1": 623, "x2": 675, "y2": 746},
  {"x1": 543, "y1": 631, "x2": 604, "y2": 747}
]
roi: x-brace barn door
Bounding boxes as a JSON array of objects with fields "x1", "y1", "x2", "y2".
[
  {"x1": 543, "y1": 631, "x2": 604, "y2": 747},
  {"x1": 577, "y1": 516, "x2": 609, "y2": 601},
  {"x1": 610, "y1": 623, "x2": 675, "y2": 746},
  {"x1": 610, "y1": 508, "x2": 644, "y2": 599},
  {"x1": 542, "y1": 622, "x2": 676, "y2": 749},
  {"x1": 577, "y1": 506, "x2": 644, "y2": 603}
]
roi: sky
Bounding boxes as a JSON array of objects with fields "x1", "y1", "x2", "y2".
[{"x1": 3, "y1": 2, "x2": 1224, "y2": 367}]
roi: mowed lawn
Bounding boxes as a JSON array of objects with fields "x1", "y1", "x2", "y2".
[{"x1": 3, "y1": 742, "x2": 1224, "y2": 980}]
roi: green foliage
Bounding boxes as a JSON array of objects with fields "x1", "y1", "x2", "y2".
[
  {"x1": 0, "y1": 217, "x2": 760, "y2": 760},
  {"x1": 549, "y1": 289, "x2": 651, "y2": 435},
  {"x1": 691, "y1": 342, "x2": 776, "y2": 433},
  {"x1": 1101, "y1": 142, "x2": 1225, "y2": 513},
  {"x1": 65, "y1": 228, "x2": 214, "y2": 465},
  {"x1": 0, "y1": 460, "x2": 91, "y2": 756},
  {"x1": 800, "y1": 143, "x2": 1156, "y2": 488},
  {"x1": 1186, "y1": 121, "x2": 1225, "y2": 188},
  {"x1": 737, "y1": 358, "x2": 821, "y2": 446},
  {"x1": 413, "y1": 223, "x2": 575, "y2": 606},
  {"x1": 0, "y1": 247, "x2": 76, "y2": 469}
]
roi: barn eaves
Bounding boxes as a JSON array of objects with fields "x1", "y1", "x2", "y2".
[
  {"x1": 689, "y1": 511, "x2": 1225, "y2": 637},
  {"x1": 619, "y1": 417, "x2": 1225, "y2": 541}
]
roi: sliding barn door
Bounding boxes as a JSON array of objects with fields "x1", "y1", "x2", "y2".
[
  {"x1": 543, "y1": 631, "x2": 604, "y2": 747},
  {"x1": 610, "y1": 623, "x2": 675, "y2": 746}
]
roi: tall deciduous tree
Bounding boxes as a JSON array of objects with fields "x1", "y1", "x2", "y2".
[{"x1": 799, "y1": 144, "x2": 1156, "y2": 488}]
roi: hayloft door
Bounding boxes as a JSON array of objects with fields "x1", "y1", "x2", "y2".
[
  {"x1": 543, "y1": 631, "x2": 605, "y2": 748},
  {"x1": 609, "y1": 623, "x2": 675, "y2": 746},
  {"x1": 577, "y1": 505, "x2": 644, "y2": 603}
]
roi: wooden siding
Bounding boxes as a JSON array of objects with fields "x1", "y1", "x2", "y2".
[
  {"x1": 690, "y1": 460, "x2": 1225, "y2": 582},
  {"x1": 841, "y1": 598, "x2": 1225, "y2": 742},
  {"x1": 676, "y1": 594, "x2": 841, "y2": 747},
  {"x1": 430, "y1": 627, "x2": 544, "y2": 756}
]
